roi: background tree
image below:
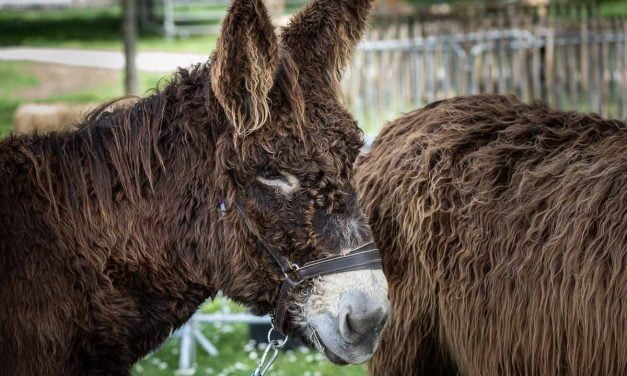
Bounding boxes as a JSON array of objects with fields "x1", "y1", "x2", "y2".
[{"x1": 122, "y1": 0, "x2": 138, "y2": 95}]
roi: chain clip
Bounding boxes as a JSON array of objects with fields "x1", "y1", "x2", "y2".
[{"x1": 250, "y1": 325, "x2": 289, "y2": 376}]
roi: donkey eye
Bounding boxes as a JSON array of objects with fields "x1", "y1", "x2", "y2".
[
  {"x1": 256, "y1": 170, "x2": 300, "y2": 194},
  {"x1": 260, "y1": 170, "x2": 285, "y2": 180}
]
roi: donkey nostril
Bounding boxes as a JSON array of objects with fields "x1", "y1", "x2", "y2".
[
  {"x1": 350, "y1": 306, "x2": 384, "y2": 334},
  {"x1": 338, "y1": 305, "x2": 356, "y2": 342},
  {"x1": 338, "y1": 291, "x2": 388, "y2": 343}
]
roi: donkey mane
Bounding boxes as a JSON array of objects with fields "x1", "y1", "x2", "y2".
[
  {"x1": 19, "y1": 66, "x2": 200, "y2": 217},
  {"x1": 19, "y1": 54, "x2": 306, "y2": 222}
]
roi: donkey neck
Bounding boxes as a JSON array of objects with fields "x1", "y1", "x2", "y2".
[{"x1": 21, "y1": 64, "x2": 229, "y2": 297}]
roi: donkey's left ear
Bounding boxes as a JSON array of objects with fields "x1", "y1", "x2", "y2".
[
  {"x1": 281, "y1": 0, "x2": 374, "y2": 95},
  {"x1": 211, "y1": 0, "x2": 278, "y2": 137}
]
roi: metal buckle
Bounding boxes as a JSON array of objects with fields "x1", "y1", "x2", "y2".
[{"x1": 283, "y1": 261, "x2": 302, "y2": 287}]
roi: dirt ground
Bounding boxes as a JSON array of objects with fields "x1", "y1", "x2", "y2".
[{"x1": 17, "y1": 63, "x2": 120, "y2": 100}]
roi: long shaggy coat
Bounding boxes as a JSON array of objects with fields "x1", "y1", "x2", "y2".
[{"x1": 356, "y1": 95, "x2": 626, "y2": 375}]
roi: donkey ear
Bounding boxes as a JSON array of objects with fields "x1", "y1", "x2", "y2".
[
  {"x1": 211, "y1": 0, "x2": 278, "y2": 137},
  {"x1": 280, "y1": 0, "x2": 374, "y2": 94}
]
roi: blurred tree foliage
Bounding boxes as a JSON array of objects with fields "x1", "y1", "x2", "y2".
[{"x1": 403, "y1": 0, "x2": 626, "y2": 17}]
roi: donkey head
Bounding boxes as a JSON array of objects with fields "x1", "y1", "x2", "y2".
[{"x1": 209, "y1": 0, "x2": 388, "y2": 365}]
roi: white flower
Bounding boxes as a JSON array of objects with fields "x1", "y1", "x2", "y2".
[{"x1": 243, "y1": 340, "x2": 256, "y2": 352}]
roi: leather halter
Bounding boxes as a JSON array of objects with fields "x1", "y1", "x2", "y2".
[
  {"x1": 265, "y1": 241, "x2": 382, "y2": 335},
  {"x1": 227, "y1": 200, "x2": 383, "y2": 335}
]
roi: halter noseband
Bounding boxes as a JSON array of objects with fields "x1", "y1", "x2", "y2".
[
  {"x1": 226, "y1": 200, "x2": 383, "y2": 335},
  {"x1": 264, "y1": 240, "x2": 382, "y2": 335}
]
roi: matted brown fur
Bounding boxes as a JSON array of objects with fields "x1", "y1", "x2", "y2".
[
  {"x1": 356, "y1": 95, "x2": 626, "y2": 375},
  {"x1": 0, "y1": 0, "x2": 377, "y2": 375}
]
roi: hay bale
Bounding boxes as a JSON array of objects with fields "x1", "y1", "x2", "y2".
[
  {"x1": 13, "y1": 103, "x2": 96, "y2": 134},
  {"x1": 13, "y1": 99, "x2": 137, "y2": 135}
]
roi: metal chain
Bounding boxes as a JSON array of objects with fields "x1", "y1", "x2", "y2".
[{"x1": 250, "y1": 325, "x2": 289, "y2": 376}]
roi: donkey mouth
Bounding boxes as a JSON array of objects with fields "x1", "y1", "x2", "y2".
[
  {"x1": 314, "y1": 328, "x2": 375, "y2": 365},
  {"x1": 302, "y1": 327, "x2": 351, "y2": 365},
  {"x1": 305, "y1": 314, "x2": 379, "y2": 365},
  {"x1": 291, "y1": 323, "x2": 353, "y2": 365},
  {"x1": 322, "y1": 344, "x2": 350, "y2": 365}
]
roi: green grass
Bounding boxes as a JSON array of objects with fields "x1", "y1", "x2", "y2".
[
  {"x1": 0, "y1": 62, "x2": 39, "y2": 137},
  {"x1": 601, "y1": 0, "x2": 627, "y2": 17},
  {"x1": 0, "y1": 61, "x2": 167, "y2": 137},
  {"x1": 40, "y1": 72, "x2": 169, "y2": 104},
  {"x1": 0, "y1": 6, "x2": 218, "y2": 53},
  {"x1": 0, "y1": 2, "x2": 217, "y2": 133},
  {"x1": 133, "y1": 299, "x2": 366, "y2": 376}
]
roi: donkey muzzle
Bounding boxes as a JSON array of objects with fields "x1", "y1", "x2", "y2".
[{"x1": 272, "y1": 242, "x2": 383, "y2": 335}]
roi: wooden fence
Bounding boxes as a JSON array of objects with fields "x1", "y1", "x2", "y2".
[{"x1": 345, "y1": 4, "x2": 627, "y2": 135}]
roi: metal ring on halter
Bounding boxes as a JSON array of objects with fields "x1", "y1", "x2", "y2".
[
  {"x1": 250, "y1": 326, "x2": 290, "y2": 376},
  {"x1": 267, "y1": 326, "x2": 289, "y2": 348}
]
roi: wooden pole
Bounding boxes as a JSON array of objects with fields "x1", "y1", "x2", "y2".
[{"x1": 122, "y1": 0, "x2": 138, "y2": 95}]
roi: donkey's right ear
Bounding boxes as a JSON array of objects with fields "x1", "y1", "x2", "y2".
[{"x1": 210, "y1": 0, "x2": 278, "y2": 137}]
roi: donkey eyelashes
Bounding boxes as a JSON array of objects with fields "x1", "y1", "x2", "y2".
[{"x1": 256, "y1": 170, "x2": 300, "y2": 195}]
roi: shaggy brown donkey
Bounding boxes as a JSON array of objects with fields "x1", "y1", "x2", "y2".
[
  {"x1": 0, "y1": 1, "x2": 390, "y2": 375},
  {"x1": 356, "y1": 95, "x2": 626, "y2": 376}
]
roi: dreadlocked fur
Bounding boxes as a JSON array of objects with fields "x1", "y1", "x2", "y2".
[
  {"x1": 356, "y1": 94, "x2": 627, "y2": 376},
  {"x1": 0, "y1": 0, "x2": 381, "y2": 375}
]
